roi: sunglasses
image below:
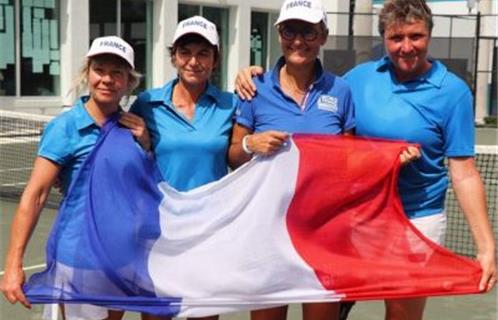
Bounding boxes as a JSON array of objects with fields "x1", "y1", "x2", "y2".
[{"x1": 278, "y1": 25, "x2": 322, "y2": 42}]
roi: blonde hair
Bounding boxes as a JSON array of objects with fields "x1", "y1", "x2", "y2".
[{"x1": 68, "y1": 56, "x2": 142, "y2": 104}]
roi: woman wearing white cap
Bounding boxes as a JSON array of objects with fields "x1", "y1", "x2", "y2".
[
  {"x1": 227, "y1": 1, "x2": 354, "y2": 320},
  {"x1": 120, "y1": 15, "x2": 235, "y2": 320},
  {"x1": 235, "y1": 0, "x2": 495, "y2": 320},
  {"x1": 0, "y1": 36, "x2": 147, "y2": 319},
  {"x1": 121, "y1": 15, "x2": 235, "y2": 196}
]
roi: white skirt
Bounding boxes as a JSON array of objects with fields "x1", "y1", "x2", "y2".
[{"x1": 410, "y1": 211, "x2": 447, "y2": 245}]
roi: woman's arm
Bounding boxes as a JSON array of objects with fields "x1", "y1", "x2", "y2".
[
  {"x1": 228, "y1": 124, "x2": 290, "y2": 169},
  {"x1": 449, "y1": 157, "x2": 496, "y2": 292},
  {"x1": 228, "y1": 124, "x2": 255, "y2": 169},
  {"x1": 0, "y1": 157, "x2": 61, "y2": 308}
]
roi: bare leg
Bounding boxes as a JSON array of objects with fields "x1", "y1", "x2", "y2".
[
  {"x1": 339, "y1": 301, "x2": 355, "y2": 320},
  {"x1": 385, "y1": 297, "x2": 427, "y2": 320},
  {"x1": 60, "y1": 304, "x2": 124, "y2": 320},
  {"x1": 303, "y1": 302, "x2": 339, "y2": 320},
  {"x1": 251, "y1": 305, "x2": 288, "y2": 320},
  {"x1": 106, "y1": 310, "x2": 125, "y2": 320},
  {"x1": 60, "y1": 304, "x2": 66, "y2": 320},
  {"x1": 141, "y1": 313, "x2": 172, "y2": 320},
  {"x1": 187, "y1": 316, "x2": 219, "y2": 320}
]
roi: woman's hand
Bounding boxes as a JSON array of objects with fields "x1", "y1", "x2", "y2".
[
  {"x1": 0, "y1": 267, "x2": 30, "y2": 308},
  {"x1": 399, "y1": 145, "x2": 421, "y2": 165},
  {"x1": 245, "y1": 131, "x2": 290, "y2": 155},
  {"x1": 477, "y1": 249, "x2": 497, "y2": 292},
  {"x1": 119, "y1": 112, "x2": 152, "y2": 151},
  {"x1": 235, "y1": 66, "x2": 264, "y2": 101}
]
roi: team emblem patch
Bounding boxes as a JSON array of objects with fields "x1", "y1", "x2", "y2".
[{"x1": 317, "y1": 95, "x2": 338, "y2": 112}]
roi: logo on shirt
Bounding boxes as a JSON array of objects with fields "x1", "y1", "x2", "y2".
[{"x1": 317, "y1": 95, "x2": 338, "y2": 112}]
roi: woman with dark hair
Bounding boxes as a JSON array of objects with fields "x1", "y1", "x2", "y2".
[
  {"x1": 121, "y1": 16, "x2": 234, "y2": 194},
  {"x1": 120, "y1": 15, "x2": 236, "y2": 320}
]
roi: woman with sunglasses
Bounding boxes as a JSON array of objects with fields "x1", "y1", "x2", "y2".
[
  {"x1": 228, "y1": 1, "x2": 355, "y2": 320},
  {"x1": 234, "y1": 1, "x2": 495, "y2": 320}
]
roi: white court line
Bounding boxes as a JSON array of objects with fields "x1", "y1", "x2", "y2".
[
  {"x1": 0, "y1": 167, "x2": 33, "y2": 173},
  {"x1": 0, "y1": 182, "x2": 27, "y2": 187},
  {"x1": 0, "y1": 263, "x2": 46, "y2": 276},
  {"x1": 0, "y1": 136, "x2": 41, "y2": 145},
  {"x1": 476, "y1": 145, "x2": 498, "y2": 154}
]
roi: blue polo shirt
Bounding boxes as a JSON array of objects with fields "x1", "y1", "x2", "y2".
[
  {"x1": 344, "y1": 57, "x2": 475, "y2": 218},
  {"x1": 38, "y1": 96, "x2": 107, "y2": 267},
  {"x1": 130, "y1": 79, "x2": 235, "y2": 191},
  {"x1": 236, "y1": 57, "x2": 355, "y2": 134},
  {"x1": 38, "y1": 96, "x2": 101, "y2": 195}
]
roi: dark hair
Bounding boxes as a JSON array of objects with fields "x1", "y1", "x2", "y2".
[
  {"x1": 168, "y1": 33, "x2": 219, "y2": 65},
  {"x1": 378, "y1": 0, "x2": 433, "y2": 36}
]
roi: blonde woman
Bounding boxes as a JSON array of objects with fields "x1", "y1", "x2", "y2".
[{"x1": 0, "y1": 36, "x2": 161, "y2": 320}]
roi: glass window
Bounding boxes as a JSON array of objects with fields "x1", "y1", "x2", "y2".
[
  {"x1": 250, "y1": 11, "x2": 280, "y2": 70},
  {"x1": 268, "y1": 12, "x2": 281, "y2": 67},
  {"x1": 178, "y1": 4, "x2": 199, "y2": 21},
  {"x1": 90, "y1": 0, "x2": 152, "y2": 92},
  {"x1": 0, "y1": 0, "x2": 61, "y2": 96},
  {"x1": 0, "y1": 0, "x2": 15, "y2": 95},
  {"x1": 250, "y1": 12, "x2": 268, "y2": 70},
  {"x1": 121, "y1": 0, "x2": 152, "y2": 91},
  {"x1": 178, "y1": 4, "x2": 229, "y2": 90},
  {"x1": 20, "y1": 0, "x2": 60, "y2": 96},
  {"x1": 90, "y1": 0, "x2": 117, "y2": 39}
]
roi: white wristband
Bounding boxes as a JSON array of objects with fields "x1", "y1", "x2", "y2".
[{"x1": 242, "y1": 135, "x2": 254, "y2": 155}]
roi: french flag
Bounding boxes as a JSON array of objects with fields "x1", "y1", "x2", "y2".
[{"x1": 24, "y1": 119, "x2": 482, "y2": 317}]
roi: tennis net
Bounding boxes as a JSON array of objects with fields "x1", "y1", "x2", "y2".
[
  {"x1": 0, "y1": 110, "x2": 496, "y2": 257},
  {"x1": 445, "y1": 145, "x2": 498, "y2": 256},
  {"x1": 0, "y1": 110, "x2": 61, "y2": 208}
]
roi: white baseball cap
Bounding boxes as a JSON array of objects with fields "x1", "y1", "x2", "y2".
[
  {"x1": 173, "y1": 16, "x2": 219, "y2": 48},
  {"x1": 275, "y1": 0, "x2": 328, "y2": 26},
  {"x1": 87, "y1": 36, "x2": 135, "y2": 69}
]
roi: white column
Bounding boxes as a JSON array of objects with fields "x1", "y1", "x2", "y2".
[
  {"x1": 59, "y1": 0, "x2": 89, "y2": 106},
  {"x1": 354, "y1": 0, "x2": 373, "y2": 63},
  {"x1": 226, "y1": 3, "x2": 251, "y2": 92},
  {"x1": 329, "y1": 0, "x2": 348, "y2": 36},
  {"x1": 474, "y1": 0, "x2": 493, "y2": 123},
  {"x1": 354, "y1": 0, "x2": 373, "y2": 36},
  {"x1": 152, "y1": 0, "x2": 178, "y2": 88}
]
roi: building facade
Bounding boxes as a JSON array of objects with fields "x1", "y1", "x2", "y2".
[{"x1": 0, "y1": 0, "x2": 496, "y2": 121}]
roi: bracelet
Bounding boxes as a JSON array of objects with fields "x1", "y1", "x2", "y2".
[{"x1": 242, "y1": 135, "x2": 254, "y2": 155}]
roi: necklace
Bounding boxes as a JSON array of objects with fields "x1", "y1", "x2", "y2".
[
  {"x1": 280, "y1": 66, "x2": 313, "y2": 96},
  {"x1": 281, "y1": 75, "x2": 309, "y2": 96}
]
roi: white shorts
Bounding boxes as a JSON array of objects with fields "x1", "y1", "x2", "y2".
[
  {"x1": 409, "y1": 212, "x2": 447, "y2": 245},
  {"x1": 43, "y1": 303, "x2": 109, "y2": 320},
  {"x1": 42, "y1": 262, "x2": 110, "y2": 320}
]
